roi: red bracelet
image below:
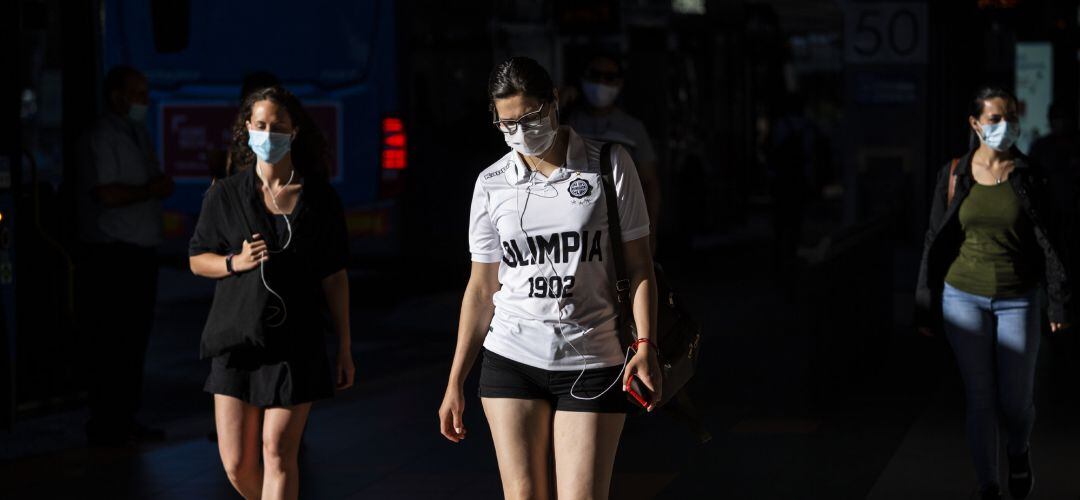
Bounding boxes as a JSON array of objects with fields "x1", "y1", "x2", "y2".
[{"x1": 631, "y1": 338, "x2": 658, "y2": 353}]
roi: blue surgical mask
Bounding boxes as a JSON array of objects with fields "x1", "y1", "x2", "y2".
[
  {"x1": 980, "y1": 121, "x2": 1020, "y2": 152},
  {"x1": 127, "y1": 103, "x2": 148, "y2": 123},
  {"x1": 248, "y1": 130, "x2": 293, "y2": 164}
]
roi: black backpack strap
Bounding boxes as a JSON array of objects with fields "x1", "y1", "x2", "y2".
[{"x1": 598, "y1": 143, "x2": 634, "y2": 348}]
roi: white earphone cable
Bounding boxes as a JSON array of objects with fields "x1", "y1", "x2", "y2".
[
  {"x1": 257, "y1": 165, "x2": 294, "y2": 328},
  {"x1": 517, "y1": 162, "x2": 628, "y2": 401}
]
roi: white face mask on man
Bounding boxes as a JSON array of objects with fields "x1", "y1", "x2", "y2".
[
  {"x1": 581, "y1": 81, "x2": 621, "y2": 108},
  {"x1": 503, "y1": 106, "x2": 559, "y2": 157},
  {"x1": 127, "y1": 103, "x2": 148, "y2": 123}
]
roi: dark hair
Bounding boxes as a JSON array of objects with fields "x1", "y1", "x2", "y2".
[
  {"x1": 229, "y1": 85, "x2": 328, "y2": 179},
  {"x1": 584, "y1": 51, "x2": 623, "y2": 76},
  {"x1": 239, "y1": 71, "x2": 280, "y2": 103},
  {"x1": 102, "y1": 65, "x2": 143, "y2": 101},
  {"x1": 487, "y1": 57, "x2": 556, "y2": 110},
  {"x1": 969, "y1": 86, "x2": 1018, "y2": 119}
]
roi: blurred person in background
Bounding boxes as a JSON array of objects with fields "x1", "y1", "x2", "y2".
[
  {"x1": 565, "y1": 53, "x2": 662, "y2": 252},
  {"x1": 77, "y1": 65, "x2": 173, "y2": 446}
]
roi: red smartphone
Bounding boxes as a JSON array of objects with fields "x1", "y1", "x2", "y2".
[{"x1": 625, "y1": 375, "x2": 654, "y2": 410}]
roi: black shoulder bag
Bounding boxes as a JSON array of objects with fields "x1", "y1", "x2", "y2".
[
  {"x1": 198, "y1": 177, "x2": 270, "y2": 359},
  {"x1": 598, "y1": 144, "x2": 707, "y2": 441}
]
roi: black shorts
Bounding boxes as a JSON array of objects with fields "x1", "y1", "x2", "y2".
[{"x1": 478, "y1": 349, "x2": 631, "y2": 413}]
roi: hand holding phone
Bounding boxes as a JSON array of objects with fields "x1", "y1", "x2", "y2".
[{"x1": 625, "y1": 374, "x2": 654, "y2": 411}]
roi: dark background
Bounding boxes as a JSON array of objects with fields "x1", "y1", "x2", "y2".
[{"x1": 3, "y1": 0, "x2": 1080, "y2": 498}]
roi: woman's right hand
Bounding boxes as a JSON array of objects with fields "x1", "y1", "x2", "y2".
[
  {"x1": 233, "y1": 234, "x2": 268, "y2": 273},
  {"x1": 438, "y1": 385, "x2": 467, "y2": 443}
]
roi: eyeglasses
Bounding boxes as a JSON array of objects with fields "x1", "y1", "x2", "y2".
[{"x1": 492, "y1": 103, "x2": 547, "y2": 134}]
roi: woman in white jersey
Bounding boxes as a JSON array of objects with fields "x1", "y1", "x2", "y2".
[{"x1": 438, "y1": 57, "x2": 660, "y2": 500}]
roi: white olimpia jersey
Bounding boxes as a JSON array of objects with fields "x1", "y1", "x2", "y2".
[{"x1": 468, "y1": 127, "x2": 650, "y2": 371}]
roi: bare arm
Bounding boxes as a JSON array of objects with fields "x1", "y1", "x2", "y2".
[
  {"x1": 322, "y1": 269, "x2": 355, "y2": 389},
  {"x1": 625, "y1": 236, "x2": 657, "y2": 342},
  {"x1": 448, "y1": 262, "x2": 501, "y2": 388},
  {"x1": 188, "y1": 234, "x2": 267, "y2": 279},
  {"x1": 439, "y1": 261, "x2": 500, "y2": 442},
  {"x1": 622, "y1": 235, "x2": 661, "y2": 408}
]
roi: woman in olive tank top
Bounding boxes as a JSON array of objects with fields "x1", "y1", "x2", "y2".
[{"x1": 915, "y1": 87, "x2": 1072, "y2": 500}]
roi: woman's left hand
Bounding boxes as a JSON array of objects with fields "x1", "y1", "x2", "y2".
[
  {"x1": 336, "y1": 348, "x2": 355, "y2": 390},
  {"x1": 1051, "y1": 322, "x2": 1070, "y2": 333},
  {"x1": 623, "y1": 343, "x2": 662, "y2": 411}
]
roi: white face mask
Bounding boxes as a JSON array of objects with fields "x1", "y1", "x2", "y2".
[
  {"x1": 503, "y1": 107, "x2": 558, "y2": 157},
  {"x1": 582, "y1": 81, "x2": 620, "y2": 108},
  {"x1": 980, "y1": 121, "x2": 1020, "y2": 152},
  {"x1": 127, "y1": 103, "x2": 148, "y2": 123}
]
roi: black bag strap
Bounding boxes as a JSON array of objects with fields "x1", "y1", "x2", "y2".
[
  {"x1": 222, "y1": 168, "x2": 269, "y2": 251},
  {"x1": 597, "y1": 143, "x2": 634, "y2": 348}
]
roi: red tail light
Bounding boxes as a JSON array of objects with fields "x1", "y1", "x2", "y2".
[{"x1": 382, "y1": 117, "x2": 407, "y2": 170}]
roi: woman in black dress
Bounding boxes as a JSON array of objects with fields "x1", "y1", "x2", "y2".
[{"x1": 189, "y1": 85, "x2": 354, "y2": 500}]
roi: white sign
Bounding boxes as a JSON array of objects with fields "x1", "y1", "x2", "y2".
[{"x1": 1015, "y1": 42, "x2": 1053, "y2": 154}]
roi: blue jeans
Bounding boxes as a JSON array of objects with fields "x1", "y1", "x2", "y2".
[{"x1": 941, "y1": 283, "x2": 1040, "y2": 488}]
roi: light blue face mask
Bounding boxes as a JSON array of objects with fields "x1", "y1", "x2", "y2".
[
  {"x1": 127, "y1": 103, "x2": 148, "y2": 123},
  {"x1": 248, "y1": 130, "x2": 293, "y2": 164},
  {"x1": 980, "y1": 121, "x2": 1020, "y2": 152}
]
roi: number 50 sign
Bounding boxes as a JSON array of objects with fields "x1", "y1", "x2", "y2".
[{"x1": 844, "y1": 2, "x2": 927, "y2": 64}]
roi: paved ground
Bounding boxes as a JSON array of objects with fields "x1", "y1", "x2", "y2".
[
  {"x1": 868, "y1": 332, "x2": 1080, "y2": 500},
  {"x1": 3, "y1": 219, "x2": 1080, "y2": 499}
]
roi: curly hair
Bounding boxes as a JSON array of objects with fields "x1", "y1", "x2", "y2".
[{"x1": 228, "y1": 85, "x2": 328, "y2": 179}]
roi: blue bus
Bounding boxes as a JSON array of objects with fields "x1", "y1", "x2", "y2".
[{"x1": 102, "y1": 0, "x2": 406, "y2": 257}]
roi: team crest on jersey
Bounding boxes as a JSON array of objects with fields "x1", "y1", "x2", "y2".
[{"x1": 568, "y1": 178, "x2": 592, "y2": 199}]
